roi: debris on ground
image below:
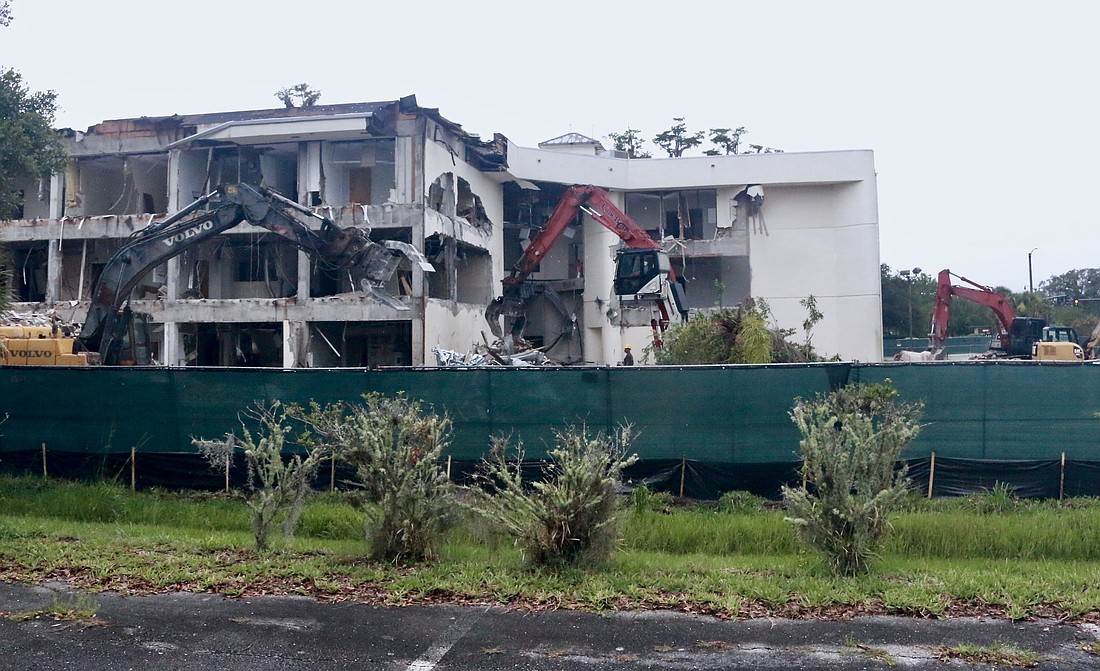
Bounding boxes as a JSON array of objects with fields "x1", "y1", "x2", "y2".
[
  {"x1": 432, "y1": 338, "x2": 565, "y2": 367},
  {"x1": 0, "y1": 310, "x2": 79, "y2": 336},
  {"x1": 892, "y1": 350, "x2": 934, "y2": 361}
]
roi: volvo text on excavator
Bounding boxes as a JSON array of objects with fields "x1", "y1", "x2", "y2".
[
  {"x1": 485, "y1": 185, "x2": 687, "y2": 351},
  {"x1": 76, "y1": 182, "x2": 432, "y2": 365},
  {"x1": 930, "y1": 269, "x2": 1084, "y2": 361}
]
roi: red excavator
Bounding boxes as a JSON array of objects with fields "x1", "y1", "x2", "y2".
[
  {"x1": 485, "y1": 185, "x2": 687, "y2": 349},
  {"x1": 930, "y1": 269, "x2": 1083, "y2": 360}
]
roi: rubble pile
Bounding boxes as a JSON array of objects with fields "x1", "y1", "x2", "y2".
[
  {"x1": 431, "y1": 339, "x2": 564, "y2": 367},
  {"x1": 0, "y1": 310, "x2": 80, "y2": 336}
]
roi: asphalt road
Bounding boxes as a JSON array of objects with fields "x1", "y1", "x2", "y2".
[{"x1": 2, "y1": 581, "x2": 1099, "y2": 670}]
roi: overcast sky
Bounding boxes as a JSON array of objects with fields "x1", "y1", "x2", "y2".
[{"x1": 3, "y1": 0, "x2": 1095, "y2": 291}]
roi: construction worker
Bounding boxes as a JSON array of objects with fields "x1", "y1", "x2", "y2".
[{"x1": 622, "y1": 345, "x2": 634, "y2": 366}]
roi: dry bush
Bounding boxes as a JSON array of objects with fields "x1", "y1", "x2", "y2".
[
  {"x1": 296, "y1": 394, "x2": 452, "y2": 563},
  {"x1": 193, "y1": 401, "x2": 331, "y2": 550},
  {"x1": 464, "y1": 425, "x2": 637, "y2": 567}
]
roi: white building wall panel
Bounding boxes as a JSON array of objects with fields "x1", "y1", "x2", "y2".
[{"x1": 423, "y1": 300, "x2": 490, "y2": 358}]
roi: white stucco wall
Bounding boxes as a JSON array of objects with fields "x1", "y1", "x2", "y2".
[
  {"x1": 748, "y1": 182, "x2": 882, "y2": 361},
  {"x1": 422, "y1": 122, "x2": 508, "y2": 353},
  {"x1": 423, "y1": 125, "x2": 504, "y2": 261},
  {"x1": 506, "y1": 145, "x2": 882, "y2": 362}
]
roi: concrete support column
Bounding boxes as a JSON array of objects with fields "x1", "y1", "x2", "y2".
[
  {"x1": 582, "y1": 207, "x2": 623, "y2": 365},
  {"x1": 160, "y1": 150, "x2": 185, "y2": 367},
  {"x1": 296, "y1": 250, "x2": 311, "y2": 299},
  {"x1": 162, "y1": 322, "x2": 182, "y2": 367},
  {"x1": 43, "y1": 172, "x2": 65, "y2": 306},
  {"x1": 298, "y1": 142, "x2": 322, "y2": 206},
  {"x1": 280, "y1": 320, "x2": 309, "y2": 368},
  {"x1": 162, "y1": 256, "x2": 183, "y2": 366},
  {"x1": 45, "y1": 239, "x2": 62, "y2": 306}
]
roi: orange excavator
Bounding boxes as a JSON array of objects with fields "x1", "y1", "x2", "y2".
[
  {"x1": 930, "y1": 269, "x2": 1083, "y2": 360},
  {"x1": 485, "y1": 185, "x2": 687, "y2": 349}
]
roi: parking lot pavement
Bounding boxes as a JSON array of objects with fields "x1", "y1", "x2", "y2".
[{"x1": 2, "y1": 581, "x2": 1100, "y2": 670}]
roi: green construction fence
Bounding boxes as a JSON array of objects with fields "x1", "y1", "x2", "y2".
[{"x1": 1, "y1": 361, "x2": 1098, "y2": 497}]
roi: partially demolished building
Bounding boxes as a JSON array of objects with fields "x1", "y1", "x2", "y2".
[{"x1": 1, "y1": 95, "x2": 883, "y2": 366}]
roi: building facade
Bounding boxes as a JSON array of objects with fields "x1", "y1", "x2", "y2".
[{"x1": 2, "y1": 96, "x2": 883, "y2": 366}]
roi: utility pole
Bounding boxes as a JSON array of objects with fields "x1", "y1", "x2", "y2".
[
  {"x1": 899, "y1": 267, "x2": 922, "y2": 338},
  {"x1": 1028, "y1": 248, "x2": 1038, "y2": 293}
]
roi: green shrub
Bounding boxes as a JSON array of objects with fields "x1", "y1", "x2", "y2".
[
  {"x1": 631, "y1": 484, "x2": 674, "y2": 515},
  {"x1": 194, "y1": 401, "x2": 332, "y2": 551},
  {"x1": 464, "y1": 426, "x2": 637, "y2": 567},
  {"x1": 782, "y1": 382, "x2": 922, "y2": 576},
  {"x1": 961, "y1": 481, "x2": 1021, "y2": 515},
  {"x1": 297, "y1": 394, "x2": 452, "y2": 563},
  {"x1": 717, "y1": 490, "x2": 766, "y2": 514}
]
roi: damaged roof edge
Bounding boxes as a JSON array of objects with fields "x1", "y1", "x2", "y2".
[
  {"x1": 59, "y1": 94, "x2": 510, "y2": 172},
  {"x1": 163, "y1": 112, "x2": 379, "y2": 150},
  {"x1": 406, "y1": 95, "x2": 508, "y2": 172}
]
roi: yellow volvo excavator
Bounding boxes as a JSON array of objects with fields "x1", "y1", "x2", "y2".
[{"x1": 0, "y1": 323, "x2": 88, "y2": 366}]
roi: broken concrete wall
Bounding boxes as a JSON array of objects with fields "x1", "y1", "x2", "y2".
[
  {"x1": 422, "y1": 120, "x2": 504, "y2": 356},
  {"x1": 424, "y1": 300, "x2": 491, "y2": 358},
  {"x1": 64, "y1": 155, "x2": 169, "y2": 217},
  {"x1": 423, "y1": 118, "x2": 503, "y2": 260},
  {"x1": 6, "y1": 177, "x2": 51, "y2": 220},
  {"x1": 424, "y1": 233, "x2": 492, "y2": 306},
  {"x1": 4, "y1": 243, "x2": 48, "y2": 302},
  {"x1": 56, "y1": 238, "x2": 127, "y2": 302},
  {"x1": 500, "y1": 183, "x2": 581, "y2": 284},
  {"x1": 174, "y1": 149, "x2": 212, "y2": 206}
]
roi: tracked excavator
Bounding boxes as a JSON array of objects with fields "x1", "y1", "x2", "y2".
[
  {"x1": 485, "y1": 185, "x2": 687, "y2": 352},
  {"x1": 930, "y1": 269, "x2": 1084, "y2": 360},
  {"x1": 1084, "y1": 320, "x2": 1100, "y2": 361},
  {"x1": 75, "y1": 182, "x2": 432, "y2": 365}
]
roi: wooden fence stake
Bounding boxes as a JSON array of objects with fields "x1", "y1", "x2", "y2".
[
  {"x1": 446, "y1": 455, "x2": 452, "y2": 481},
  {"x1": 927, "y1": 452, "x2": 936, "y2": 499},
  {"x1": 130, "y1": 447, "x2": 136, "y2": 492},
  {"x1": 41, "y1": 443, "x2": 47, "y2": 479},
  {"x1": 224, "y1": 455, "x2": 230, "y2": 494},
  {"x1": 1060, "y1": 451, "x2": 1066, "y2": 501},
  {"x1": 679, "y1": 458, "x2": 687, "y2": 498},
  {"x1": 330, "y1": 455, "x2": 337, "y2": 492}
]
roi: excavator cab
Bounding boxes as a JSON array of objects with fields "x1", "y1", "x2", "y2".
[
  {"x1": 1004, "y1": 318, "x2": 1045, "y2": 357},
  {"x1": 613, "y1": 249, "x2": 668, "y2": 298}
]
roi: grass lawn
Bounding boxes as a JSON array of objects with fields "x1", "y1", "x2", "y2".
[{"x1": 3, "y1": 476, "x2": 1100, "y2": 621}]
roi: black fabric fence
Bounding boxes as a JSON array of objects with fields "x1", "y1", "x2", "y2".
[{"x1": 5, "y1": 447, "x2": 1100, "y2": 500}]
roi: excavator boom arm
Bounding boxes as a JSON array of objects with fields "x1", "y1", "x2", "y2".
[
  {"x1": 487, "y1": 184, "x2": 681, "y2": 347},
  {"x1": 78, "y1": 183, "x2": 417, "y2": 364},
  {"x1": 930, "y1": 269, "x2": 1018, "y2": 351},
  {"x1": 508, "y1": 185, "x2": 658, "y2": 284}
]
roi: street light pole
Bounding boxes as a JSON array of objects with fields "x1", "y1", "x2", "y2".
[
  {"x1": 899, "y1": 267, "x2": 922, "y2": 339},
  {"x1": 1028, "y1": 248, "x2": 1038, "y2": 293}
]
